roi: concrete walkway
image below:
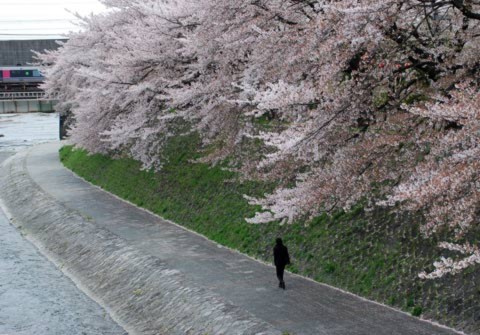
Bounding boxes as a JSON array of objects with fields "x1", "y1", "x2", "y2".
[{"x1": 2, "y1": 142, "x2": 461, "y2": 335}]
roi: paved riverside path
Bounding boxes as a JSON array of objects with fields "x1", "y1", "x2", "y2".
[
  {"x1": 0, "y1": 153, "x2": 126, "y2": 335},
  {"x1": 6, "y1": 142, "x2": 461, "y2": 335}
]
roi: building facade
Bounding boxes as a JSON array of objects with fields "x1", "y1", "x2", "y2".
[{"x1": 0, "y1": 39, "x2": 66, "y2": 66}]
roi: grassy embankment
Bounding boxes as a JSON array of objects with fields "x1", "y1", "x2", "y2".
[{"x1": 60, "y1": 134, "x2": 478, "y2": 331}]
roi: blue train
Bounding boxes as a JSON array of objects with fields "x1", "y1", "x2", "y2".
[{"x1": 0, "y1": 66, "x2": 45, "y2": 89}]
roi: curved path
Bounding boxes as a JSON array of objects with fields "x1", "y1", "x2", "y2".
[
  {"x1": 0, "y1": 153, "x2": 125, "y2": 335},
  {"x1": 0, "y1": 142, "x2": 462, "y2": 335}
]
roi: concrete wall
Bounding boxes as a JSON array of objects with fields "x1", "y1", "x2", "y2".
[
  {"x1": 0, "y1": 100, "x2": 56, "y2": 113},
  {"x1": 0, "y1": 39, "x2": 67, "y2": 66}
]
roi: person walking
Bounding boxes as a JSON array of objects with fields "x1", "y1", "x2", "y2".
[{"x1": 273, "y1": 237, "x2": 290, "y2": 290}]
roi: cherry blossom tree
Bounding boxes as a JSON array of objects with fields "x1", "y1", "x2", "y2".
[
  {"x1": 385, "y1": 83, "x2": 480, "y2": 278},
  {"x1": 39, "y1": 0, "x2": 480, "y2": 277},
  {"x1": 40, "y1": 0, "x2": 199, "y2": 166}
]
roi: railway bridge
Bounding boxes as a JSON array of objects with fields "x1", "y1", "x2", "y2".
[
  {"x1": 0, "y1": 39, "x2": 65, "y2": 114},
  {"x1": 0, "y1": 91, "x2": 56, "y2": 113}
]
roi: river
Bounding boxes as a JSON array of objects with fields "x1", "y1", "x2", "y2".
[{"x1": 0, "y1": 112, "x2": 59, "y2": 152}]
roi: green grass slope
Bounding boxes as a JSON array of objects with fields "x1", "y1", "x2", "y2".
[{"x1": 60, "y1": 135, "x2": 479, "y2": 334}]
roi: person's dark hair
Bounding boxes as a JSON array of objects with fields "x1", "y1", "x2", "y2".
[{"x1": 276, "y1": 237, "x2": 283, "y2": 245}]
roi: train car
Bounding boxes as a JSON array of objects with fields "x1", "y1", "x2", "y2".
[{"x1": 0, "y1": 66, "x2": 45, "y2": 90}]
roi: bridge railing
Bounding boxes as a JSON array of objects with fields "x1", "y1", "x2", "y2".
[{"x1": 0, "y1": 91, "x2": 47, "y2": 100}]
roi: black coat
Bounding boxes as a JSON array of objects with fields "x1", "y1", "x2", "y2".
[{"x1": 273, "y1": 243, "x2": 290, "y2": 267}]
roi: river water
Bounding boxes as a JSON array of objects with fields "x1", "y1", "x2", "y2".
[
  {"x1": 0, "y1": 113, "x2": 126, "y2": 335},
  {"x1": 0, "y1": 112, "x2": 59, "y2": 152}
]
